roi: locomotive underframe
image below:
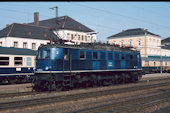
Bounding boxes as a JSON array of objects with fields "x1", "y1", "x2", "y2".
[{"x1": 33, "y1": 70, "x2": 142, "y2": 91}]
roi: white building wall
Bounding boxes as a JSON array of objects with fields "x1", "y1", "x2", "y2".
[
  {"x1": 54, "y1": 30, "x2": 97, "y2": 44},
  {"x1": 0, "y1": 37, "x2": 50, "y2": 50}
]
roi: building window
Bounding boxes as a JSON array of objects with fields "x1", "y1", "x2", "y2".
[
  {"x1": 23, "y1": 42, "x2": 27, "y2": 48},
  {"x1": 14, "y1": 57, "x2": 22, "y2": 66},
  {"x1": 71, "y1": 34, "x2": 74, "y2": 40},
  {"x1": 32, "y1": 43, "x2": 36, "y2": 50},
  {"x1": 153, "y1": 39, "x2": 155, "y2": 47},
  {"x1": 82, "y1": 35, "x2": 84, "y2": 41},
  {"x1": 27, "y1": 57, "x2": 32, "y2": 66},
  {"x1": 154, "y1": 62, "x2": 156, "y2": 66},
  {"x1": 120, "y1": 40, "x2": 124, "y2": 47},
  {"x1": 91, "y1": 36, "x2": 93, "y2": 42},
  {"x1": 129, "y1": 40, "x2": 132, "y2": 47},
  {"x1": 150, "y1": 39, "x2": 152, "y2": 47},
  {"x1": 0, "y1": 42, "x2": 2, "y2": 46},
  {"x1": 80, "y1": 51, "x2": 86, "y2": 60},
  {"x1": 78, "y1": 35, "x2": 80, "y2": 40},
  {"x1": 138, "y1": 40, "x2": 141, "y2": 46},
  {"x1": 0, "y1": 57, "x2": 9, "y2": 65},
  {"x1": 88, "y1": 36, "x2": 90, "y2": 41},
  {"x1": 14, "y1": 41, "x2": 18, "y2": 48},
  {"x1": 85, "y1": 36, "x2": 87, "y2": 41},
  {"x1": 67, "y1": 33, "x2": 71, "y2": 40},
  {"x1": 157, "y1": 40, "x2": 159, "y2": 47}
]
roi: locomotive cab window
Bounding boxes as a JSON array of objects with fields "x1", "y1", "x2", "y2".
[
  {"x1": 38, "y1": 49, "x2": 51, "y2": 59},
  {"x1": 93, "y1": 52, "x2": 98, "y2": 60},
  {"x1": 80, "y1": 51, "x2": 86, "y2": 60},
  {"x1": 64, "y1": 49, "x2": 69, "y2": 60},
  {"x1": 0, "y1": 57, "x2": 9, "y2": 66},
  {"x1": 14, "y1": 57, "x2": 22, "y2": 66}
]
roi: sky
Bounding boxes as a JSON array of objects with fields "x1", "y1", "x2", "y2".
[{"x1": 0, "y1": 2, "x2": 170, "y2": 42}]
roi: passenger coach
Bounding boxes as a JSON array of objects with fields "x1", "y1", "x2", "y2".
[{"x1": 0, "y1": 47, "x2": 36, "y2": 84}]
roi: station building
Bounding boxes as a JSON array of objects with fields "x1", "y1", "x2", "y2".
[
  {"x1": 0, "y1": 12, "x2": 97, "y2": 50},
  {"x1": 107, "y1": 28, "x2": 170, "y2": 71}
]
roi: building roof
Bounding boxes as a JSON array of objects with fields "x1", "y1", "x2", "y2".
[
  {"x1": 107, "y1": 28, "x2": 160, "y2": 39},
  {"x1": 161, "y1": 37, "x2": 170, "y2": 49},
  {"x1": 29, "y1": 16, "x2": 94, "y2": 32},
  {"x1": 162, "y1": 37, "x2": 170, "y2": 44},
  {"x1": 0, "y1": 46, "x2": 36, "y2": 56},
  {"x1": 0, "y1": 23, "x2": 59, "y2": 41}
]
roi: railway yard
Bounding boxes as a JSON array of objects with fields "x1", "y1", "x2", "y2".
[{"x1": 0, "y1": 73, "x2": 170, "y2": 113}]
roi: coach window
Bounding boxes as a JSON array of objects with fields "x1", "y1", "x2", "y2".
[
  {"x1": 64, "y1": 49, "x2": 69, "y2": 60},
  {"x1": 93, "y1": 52, "x2": 98, "y2": 60},
  {"x1": 27, "y1": 57, "x2": 32, "y2": 66},
  {"x1": 0, "y1": 57, "x2": 9, "y2": 65},
  {"x1": 80, "y1": 51, "x2": 86, "y2": 60},
  {"x1": 14, "y1": 57, "x2": 22, "y2": 66},
  {"x1": 0, "y1": 42, "x2": 2, "y2": 46}
]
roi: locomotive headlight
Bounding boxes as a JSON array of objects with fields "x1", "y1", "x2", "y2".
[{"x1": 45, "y1": 66, "x2": 49, "y2": 70}]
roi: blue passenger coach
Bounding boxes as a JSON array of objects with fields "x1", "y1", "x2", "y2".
[
  {"x1": 34, "y1": 43, "x2": 143, "y2": 91},
  {"x1": 0, "y1": 47, "x2": 36, "y2": 84}
]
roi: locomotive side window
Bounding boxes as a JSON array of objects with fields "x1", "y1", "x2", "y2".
[
  {"x1": 130, "y1": 54, "x2": 134, "y2": 60},
  {"x1": 121, "y1": 54, "x2": 125, "y2": 60},
  {"x1": 93, "y1": 52, "x2": 98, "y2": 60},
  {"x1": 14, "y1": 57, "x2": 22, "y2": 66},
  {"x1": 137, "y1": 53, "x2": 140, "y2": 62},
  {"x1": 64, "y1": 49, "x2": 69, "y2": 60},
  {"x1": 0, "y1": 57, "x2": 9, "y2": 65},
  {"x1": 108, "y1": 52, "x2": 113, "y2": 60},
  {"x1": 100, "y1": 52, "x2": 106, "y2": 60},
  {"x1": 80, "y1": 51, "x2": 86, "y2": 60}
]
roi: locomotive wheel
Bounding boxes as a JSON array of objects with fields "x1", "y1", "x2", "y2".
[
  {"x1": 56, "y1": 83, "x2": 63, "y2": 91},
  {"x1": 51, "y1": 82, "x2": 57, "y2": 91}
]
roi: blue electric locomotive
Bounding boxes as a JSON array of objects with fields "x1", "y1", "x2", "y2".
[{"x1": 33, "y1": 43, "x2": 143, "y2": 91}]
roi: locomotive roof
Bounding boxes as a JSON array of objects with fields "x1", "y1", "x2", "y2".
[
  {"x1": 0, "y1": 47, "x2": 36, "y2": 56},
  {"x1": 40, "y1": 43, "x2": 139, "y2": 53}
]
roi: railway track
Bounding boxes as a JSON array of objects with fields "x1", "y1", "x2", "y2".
[
  {"x1": 72, "y1": 90, "x2": 170, "y2": 113},
  {"x1": 0, "y1": 77, "x2": 170, "y2": 99},
  {"x1": 0, "y1": 78, "x2": 170, "y2": 112}
]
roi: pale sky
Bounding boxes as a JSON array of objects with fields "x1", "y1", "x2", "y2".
[{"x1": 0, "y1": 2, "x2": 170, "y2": 42}]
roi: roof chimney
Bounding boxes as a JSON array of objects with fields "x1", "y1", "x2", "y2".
[
  {"x1": 6, "y1": 24, "x2": 9, "y2": 27},
  {"x1": 34, "y1": 12, "x2": 39, "y2": 26}
]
